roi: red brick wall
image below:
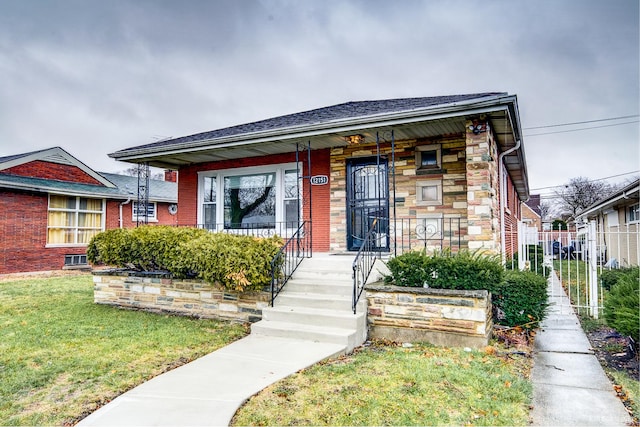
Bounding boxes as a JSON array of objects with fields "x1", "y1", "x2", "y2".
[
  {"x1": 503, "y1": 173, "x2": 520, "y2": 257},
  {"x1": 0, "y1": 191, "x2": 177, "y2": 275},
  {"x1": 3, "y1": 161, "x2": 103, "y2": 185},
  {"x1": 0, "y1": 190, "x2": 86, "y2": 274},
  {"x1": 118, "y1": 201, "x2": 179, "y2": 227},
  {"x1": 177, "y1": 150, "x2": 331, "y2": 252}
]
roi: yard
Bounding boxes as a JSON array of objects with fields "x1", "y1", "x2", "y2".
[
  {"x1": 0, "y1": 274, "x2": 248, "y2": 426},
  {"x1": 1, "y1": 272, "x2": 535, "y2": 426}
]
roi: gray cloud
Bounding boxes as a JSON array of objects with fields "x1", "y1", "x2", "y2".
[{"x1": 0, "y1": 0, "x2": 637, "y2": 193}]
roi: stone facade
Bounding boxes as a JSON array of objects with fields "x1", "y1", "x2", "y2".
[
  {"x1": 93, "y1": 270, "x2": 270, "y2": 323},
  {"x1": 329, "y1": 133, "x2": 470, "y2": 252},
  {"x1": 365, "y1": 284, "x2": 492, "y2": 348}
]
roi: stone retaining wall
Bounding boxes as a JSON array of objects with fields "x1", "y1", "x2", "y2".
[
  {"x1": 365, "y1": 284, "x2": 492, "y2": 348},
  {"x1": 93, "y1": 270, "x2": 270, "y2": 323}
]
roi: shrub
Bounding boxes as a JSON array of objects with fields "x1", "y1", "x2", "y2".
[
  {"x1": 384, "y1": 249, "x2": 504, "y2": 292},
  {"x1": 384, "y1": 250, "x2": 548, "y2": 328},
  {"x1": 506, "y1": 244, "x2": 548, "y2": 277},
  {"x1": 492, "y1": 270, "x2": 548, "y2": 328},
  {"x1": 87, "y1": 226, "x2": 283, "y2": 292},
  {"x1": 604, "y1": 269, "x2": 640, "y2": 343},
  {"x1": 600, "y1": 267, "x2": 638, "y2": 291}
]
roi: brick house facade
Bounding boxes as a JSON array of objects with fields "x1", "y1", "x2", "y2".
[
  {"x1": 0, "y1": 147, "x2": 178, "y2": 275},
  {"x1": 110, "y1": 93, "x2": 529, "y2": 259}
]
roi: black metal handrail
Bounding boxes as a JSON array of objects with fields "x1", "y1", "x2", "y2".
[
  {"x1": 352, "y1": 218, "x2": 382, "y2": 314},
  {"x1": 270, "y1": 221, "x2": 310, "y2": 306}
]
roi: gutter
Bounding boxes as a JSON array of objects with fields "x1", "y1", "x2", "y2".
[
  {"x1": 119, "y1": 198, "x2": 132, "y2": 229},
  {"x1": 499, "y1": 139, "x2": 521, "y2": 266}
]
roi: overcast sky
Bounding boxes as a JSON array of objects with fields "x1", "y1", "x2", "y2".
[{"x1": 1, "y1": 0, "x2": 638, "y2": 199}]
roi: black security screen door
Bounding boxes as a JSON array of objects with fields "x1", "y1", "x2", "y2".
[{"x1": 346, "y1": 157, "x2": 389, "y2": 251}]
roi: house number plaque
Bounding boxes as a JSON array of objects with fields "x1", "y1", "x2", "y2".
[{"x1": 310, "y1": 175, "x2": 329, "y2": 185}]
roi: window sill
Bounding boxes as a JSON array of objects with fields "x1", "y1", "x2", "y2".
[
  {"x1": 132, "y1": 219, "x2": 159, "y2": 223},
  {"x1": 416, "y1": 168, "x2": 446, "y2": 176}
]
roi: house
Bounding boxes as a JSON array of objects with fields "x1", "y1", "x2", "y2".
[
  {"x1": 0, "y1": 147, "x2": 178, "y2": 275},
  {"x1": 576, "y1": 179, "x2": 639, "y2": 267},
  {"x1": 109, "y1": 93, "x2": 530, "y2": 261}
]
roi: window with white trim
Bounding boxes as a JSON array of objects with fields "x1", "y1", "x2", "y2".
[
  {"x1": 199, "y1": 163, "x2": 301, "y2": 231},
  {"x1": 628, "y1": 203, "x2": 640, "y2": 223},
  {"x1": 47, "y1": 195, "x2": 104, "y2": 245},
  {"x1": 132, "y1": 201, "x2": 157, "y2": 222}
]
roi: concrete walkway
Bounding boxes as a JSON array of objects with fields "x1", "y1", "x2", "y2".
[
  {"x1": 78, "y1": 335, "x2": 344, "y2": 426},
  {"x1": 530, "y1": 272, "x2": 632, "y2": 426}
]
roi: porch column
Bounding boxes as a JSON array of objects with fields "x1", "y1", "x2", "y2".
[{"x1": 465, "y1": 119, "x2": 500, "y2": 253}]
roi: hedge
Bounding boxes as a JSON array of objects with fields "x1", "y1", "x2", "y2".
[
  {"x1": 87, "y1": 226, "x2": 283, "y2": 292},
  {"x1": 603, "y1": 267, "x2": 640, "y2": 343},
  {"x1": 383, "y1": 250, "x2": 548, "y2": 328}
]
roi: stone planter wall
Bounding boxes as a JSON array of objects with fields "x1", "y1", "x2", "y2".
[
  {"x1": 365, "y1": 284, "x2": 492, "y2": 348},
  {"x1": 93, "y1": 270, "x2": 270, "y2": 323}
]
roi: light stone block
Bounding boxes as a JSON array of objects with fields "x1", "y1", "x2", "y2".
[
  {"x1": 131, "y1": 285, "x2": 144, "y2": 293},
  {"x1": 144, "y1": 286, "x2": 161, "y2": 295},
  {"x1": 219, "y1": 303, "x2": 238, "y2": 312},
  {"x1": 468, "y1": 226, "x2": 482, "y2": 235},
  {"x1": 442, "y1": 307, "x2": 485, "y2": 322}
]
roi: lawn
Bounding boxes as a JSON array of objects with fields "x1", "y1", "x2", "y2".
[
  {"x1": 232, "y1": 341, "x2": 533, "y2": 426},
  {"x1": 0, "y1": 274, "x2": 248, "y2": 426}
]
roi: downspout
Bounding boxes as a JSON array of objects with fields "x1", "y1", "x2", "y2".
[
  {"x1": 119, "y1": 198, "x2": 132, "y2": 229},
  {"x1": 499, "y1": 140, "x2": 521, "y2": 266}
]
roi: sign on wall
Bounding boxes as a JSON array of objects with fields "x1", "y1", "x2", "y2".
[{"x1": 310, "y1": 175, "x2": 329, "y2": 185}]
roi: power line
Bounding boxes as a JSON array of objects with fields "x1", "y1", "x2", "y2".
[
  {"x1": 523, "y1": 115, "x2": 640, "y2": 130},
  {"x1": 524, "y1": 120, "x2": 639, "y2": 137},
  {"x1": 530, "y1": 170, "x2": 640, "y2": 191}
]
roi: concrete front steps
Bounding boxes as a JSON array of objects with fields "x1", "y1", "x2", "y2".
[{"x1": 251, "y1": 254, "x2": 367, "y2": 354}]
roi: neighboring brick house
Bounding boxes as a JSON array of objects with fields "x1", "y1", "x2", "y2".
[
  {"x1": 576, "y1": 179, "x2": 639, "y2": 267},
  {"x1": 109, "y1": 93, "x2": 530, "y2": 259},
  {"x1": 0, "y1": 147, "x2": 178, "y2": 274}
]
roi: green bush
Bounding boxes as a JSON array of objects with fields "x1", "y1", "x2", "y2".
[
  {"x1": 384, "y1": 250, "x2": 548, "y2": 328},
  {"x1": 600, "y1": 267, "x2": 638, "y2": 291},
  {"x1": 603, "y1": 269, "x2": 640, "y2": 343},
  {"x1": 384, "y1": 249, "x2": 504, "y2": 291},
  {"x1": 87, "y1": 226, "x2": 283, "y2": 292},
  {"x1": 492, "y1": 270, "x2": 548, "y2": 327}
]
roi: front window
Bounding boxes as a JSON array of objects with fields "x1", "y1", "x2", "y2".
[
  {"x1": 199, "y1": 163, "x2": 300, "y2": 232},
  {"x1": 48, "y1": 195, "x2": 104, "y2": 245},
  {"x1": 224, "y1": 172, "x2": 276, "y2": 228}
]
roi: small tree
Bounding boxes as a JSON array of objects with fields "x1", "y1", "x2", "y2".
[{"x1": 554, "y1": 177, "x2": 614, "y2": 220}]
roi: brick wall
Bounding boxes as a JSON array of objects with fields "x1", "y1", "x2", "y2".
[
  {"x1": 0, "y1": 190, "x2": 86, "y2": 274},
  {"x1": 3, "y1": 161, "x2": 103, "y2": 185}
]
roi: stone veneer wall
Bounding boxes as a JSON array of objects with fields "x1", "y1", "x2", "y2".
[
  {"x1": 329, "y1": 134, "x2": 469, "y2": 252},
  {"x1": 93, "y1": 270, "x2": 269, "y2": 323},
  {"x1": 465, "y1": 119, "x2": 501, "y2": 252},
  {"x1": 366, "y1": 284, "x2": 492, "y2": 348}
]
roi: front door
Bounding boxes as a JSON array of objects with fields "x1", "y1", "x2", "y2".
[{"x1": 346, "y1": 157, "x2": 389, "y2": 251}]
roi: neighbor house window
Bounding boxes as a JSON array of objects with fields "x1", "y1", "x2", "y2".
[
  {"x1": 47, "y1": 195, "x2": 104, "y2": 245},
  {"x1": 416, "y1": 180, "x2": 443, "y2": 206},
  {"x1": 132, "y1": 202, "x2": 157, "y2": 222},
  {"x1": 64, "y1": 254, "x2": 87, "y2": 266},
  {"x1": 628, "y1": 203, "x2": 640, "y2": 223},
  {"x1": 415, "y1": 144, "x2": 441, "y2": 172},
  {"x1": 199, "y1": 163, "x2": 300, "y2": 231}
]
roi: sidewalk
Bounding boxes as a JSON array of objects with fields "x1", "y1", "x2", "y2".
[
  {"x1": 530, "y1": 272, "x2": 632, "y2": 426},
  {"x1": 77, "y1": 335, "x2": 344, "y2": 426}
]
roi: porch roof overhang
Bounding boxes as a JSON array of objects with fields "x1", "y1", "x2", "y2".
[
  {"x1": 576, "y1": 179, "x2": 640, "y2": 220},
  {"x1": 110, "y1": 93, "x2": 529, "y2": 200}
]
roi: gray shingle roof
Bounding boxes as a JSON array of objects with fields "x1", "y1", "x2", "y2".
[
  {"x1": 113, "y1": 93, "x2": 506, "y2": 155},
  {"x1": 0, "y1": 172, "x2": 177, "y2": 202}
]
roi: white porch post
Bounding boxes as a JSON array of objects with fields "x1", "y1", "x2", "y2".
[{"x1": 588, "y1": 220, "x2": 599, "y2": 318}]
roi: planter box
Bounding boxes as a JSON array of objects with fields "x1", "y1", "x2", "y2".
[
  {"x1": 365, "y1": 284, "x2": 492, "y2": 348},
  {"x1": 92, "y1": 270, "x2": 270, "y2": 323}
]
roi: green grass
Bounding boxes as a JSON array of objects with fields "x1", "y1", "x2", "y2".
[
  {"x1": 232, "y1": 343, "x2": 533, "y2": 426},
  {"x1": 0, "y1": 274, "x2": 248, "y2": 426}
]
